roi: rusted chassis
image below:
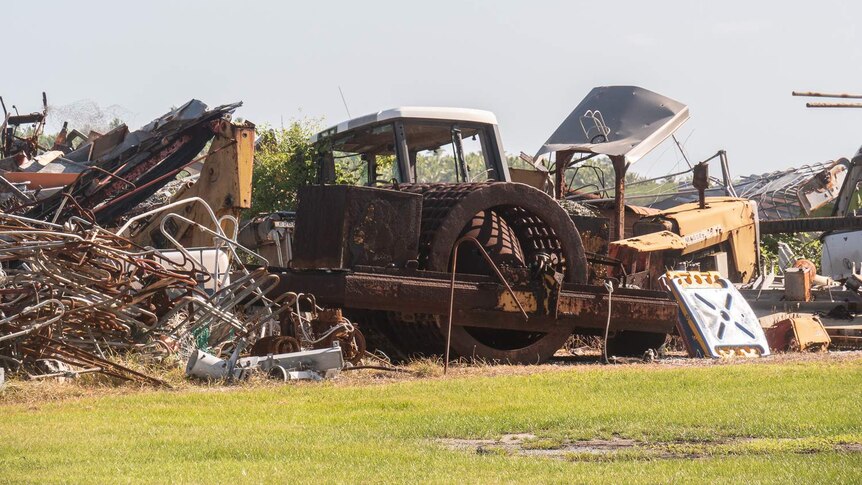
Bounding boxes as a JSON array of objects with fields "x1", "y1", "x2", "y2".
[{"x1": 276, "y1": 267, "x2": 679, "y2": 363}]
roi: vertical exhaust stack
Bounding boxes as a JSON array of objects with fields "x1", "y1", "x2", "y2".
[{"x1": 693, "y1": 162, "x2": 709, "y2": 209}]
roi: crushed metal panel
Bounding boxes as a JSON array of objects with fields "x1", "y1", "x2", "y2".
[
  {"x1": 666, "y1": 271, "x2": 770, "y2": 358},
  {"x1": 535, "y1": 86, "x2": 689, "y2": 164},
  {"x1": 797, "y1": 162, "x2": 847, "y2": 214},
  {"x1": 733, "y1": 159, "x2": 848, "y2": 220},
  {"x1": 761, "y1": 313, "x2": 830, "y2": 352}
]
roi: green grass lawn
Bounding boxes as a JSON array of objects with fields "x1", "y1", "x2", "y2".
[{"x1": 1, "y1": 357, "x2": 861, "y2": 484}]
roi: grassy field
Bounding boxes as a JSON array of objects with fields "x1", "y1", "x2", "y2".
[{"x1": 1, "y1": 355, "x2": 861, "y2": 484}]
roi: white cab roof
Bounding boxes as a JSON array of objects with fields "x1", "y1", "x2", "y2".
[{"x1": 311, "y1": 107, "x2": 498, "y2": 142}]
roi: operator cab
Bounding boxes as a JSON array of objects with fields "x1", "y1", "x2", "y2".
[{"x1": 311, "y1": 107, "x2": 510, "y2": 185}]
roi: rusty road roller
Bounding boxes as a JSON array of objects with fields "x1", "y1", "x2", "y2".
[{"x1": 256, "y1": 105, "x2": 681, "y2": 364}]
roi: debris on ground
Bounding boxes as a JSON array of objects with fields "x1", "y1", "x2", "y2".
[
  {"x1": 186, "y1": 342, "x2": 345, "y2": 381},
  {"x1": 666, "y1": 271, "x2": 770, "y2": 358},
  {"x1": 761, "y1": 313, "x2": 831, "y2": 352}
]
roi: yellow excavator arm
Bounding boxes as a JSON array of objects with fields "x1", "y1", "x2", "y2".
[{"x1": 133, "y1": 120, "x2": 255, "y2": 248}]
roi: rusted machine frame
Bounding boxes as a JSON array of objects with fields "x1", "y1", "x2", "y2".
[
  {"x1": 278, "y1": 267, "x2": 679, "y2": 336},
  {"x1": 552, "y1": 151, "x2": 628, "y2": 242}
]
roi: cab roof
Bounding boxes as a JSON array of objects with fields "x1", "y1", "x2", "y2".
[{"x1": 311, "y1": 107, "x2": 498, "y2": 142}]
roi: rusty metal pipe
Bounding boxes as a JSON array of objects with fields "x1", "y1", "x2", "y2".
[
  {"x1": 793, "y1": 91, "x2": 862, "y2": 99},
  {"x1": 806, "y1": 102, "x2": 862, "y2": 108}
]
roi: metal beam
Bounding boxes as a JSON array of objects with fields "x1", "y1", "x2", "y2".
[
  {"x1": 277, "y1": 269, "x2": 679, "y2": 335},
  {"x1": 611, "y1": 155, "x2": 627, "y2": 241},
  {"x1": 759, "y1": 216, "x2": 862, "y2": 234}
]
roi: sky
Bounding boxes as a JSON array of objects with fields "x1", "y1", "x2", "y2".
[{"x1": 5, "y1": 0, "x2": 862, "y2": 179}]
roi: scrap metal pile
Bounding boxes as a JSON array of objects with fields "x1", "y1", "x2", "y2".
[
  {"x1": 0, "y1": 98, "x2": 364, "y2": 386},
  {"x1": 645, "y1": 158, "x2": 848, "y2": 221},
  {"x1": 25, "y1": 99, "x2": 241, "y2": 225},
  {"x1": 0, "y1": 206, "x2": 362, "y2": 385}
]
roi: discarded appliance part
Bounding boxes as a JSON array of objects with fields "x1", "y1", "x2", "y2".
[
  {"x1": 237, "y1": 212, "x2": 295, "y2": 268},
  {"x1": 817, "y1": 148, "x2": 862, "y2": 281},
  {"x1": 249, "y1": 343, "x2": 344, "y2": 378},
  {"x1": 821, "y1": 230, "x2": 862, "y2": 281},
  {"x1": 666, "y1": 271, "x2": 770, "y2": 358},
  {"x1": 761, "y1": 313, "x2": 830, "y2": 352},
  {"x1": 186, "y1": 343, "x2": 344, "y2": 381},
  {"x1": 186, "y1": 349, "x2": 236, "y2": 380},
  {"x1": 285, "y1": 370, "x2": 322, "y2": 381}
]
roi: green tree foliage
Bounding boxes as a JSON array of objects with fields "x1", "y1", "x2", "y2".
[
  {"x1": 760, "y1": 233, "x2": 823, "y2": 267},
  {"x1": 507, "y1": 155, "x2": 677, "y2": 199},
  {"x1": 332, "y1": 154, "x2": 397, "y2": 186},
  {"x1": 414, "y1": 151, "x2": 487, "y2": 183},
  {"x1": 250, "y1": 120, "x2": 320, "y2": 214}
]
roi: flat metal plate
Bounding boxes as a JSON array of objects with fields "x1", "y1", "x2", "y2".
[{"x1": 667, "y1": 271, "x2": 770, "y2": 358}]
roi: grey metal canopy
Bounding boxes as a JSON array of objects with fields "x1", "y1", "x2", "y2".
[{"x1": 535, "y1": 86, "x2": 689, "y2": 164}]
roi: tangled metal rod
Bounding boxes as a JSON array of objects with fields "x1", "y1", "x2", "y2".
[{"x1": 0, "y1": 197, "x2": 349, "y2": 385}]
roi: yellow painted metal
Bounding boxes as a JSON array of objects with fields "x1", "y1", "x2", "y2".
[
  {"x1": 132, "y1": 121, "x2": 255, "y2": 247},
  {"x1": 789, "y1": 316, "x2": 831, "y2": 351},
  {"x1": 665, "y1": 270, "x2": 723, "y2": 288},
  {"x1": 647, "y1": 198, "x2": 758, "y2": 283},
  {"x1": 497, "y1": 290, "x2": 538, "y2": 313},
  {"x1": 608, "y1": 230, "x2": 686, "y2": 252}
]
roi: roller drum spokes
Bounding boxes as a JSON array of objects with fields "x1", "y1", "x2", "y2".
[{"x1": 375, "y1": 182, "x2": 586, "y2": 364}]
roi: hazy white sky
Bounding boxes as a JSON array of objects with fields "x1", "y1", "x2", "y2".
[{"x1": 5, "y1": 0, "x2": 861, "y2": 178}]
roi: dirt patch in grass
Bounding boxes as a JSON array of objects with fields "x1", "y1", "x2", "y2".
[{"x1": 438, "y1": 434, "x2": 862, "y2": 461}]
